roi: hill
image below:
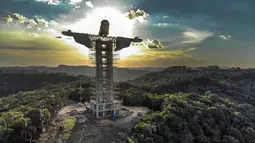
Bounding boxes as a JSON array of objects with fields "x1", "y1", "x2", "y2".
[
  {"x1": 0, "y1": 72, "x2": 80, "y2": 97},
  {"x1": 1, "y1": 66, "x2": 255, "y2": 143},
  {"x1": 0, "y1": 73, "x2": 93, "y2": 143},
  {"x1": 119, "y1": 66, "x2": 255, "y2": 143},
  {"x1": 0, "y1": 65, "x2": 151, "y2": 81}
]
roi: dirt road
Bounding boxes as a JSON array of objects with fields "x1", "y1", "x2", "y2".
[{"x1": 39, "y1": 100, "x2": 87, "y2": 143}]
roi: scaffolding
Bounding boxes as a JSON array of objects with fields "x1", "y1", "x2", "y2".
[
  {"x1": 88, "y1": 36, "x2": 122, "y2": 119},
  {"x1": 61, "y1": 25, "x2": 142, "y2": 119}
]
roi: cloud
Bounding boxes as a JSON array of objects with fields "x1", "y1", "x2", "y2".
[
  {"x1": 138, "y1": 0, "x2": 255, "y2": 25},
  {"x1": 147, "y1": 39, "x2": 164, "y2": 49},
  {"x1": 29, "y1": 33, "x2": 39, "y2": 37},
  {"x1": 69, "y1": 0, "x2": 83, "y2": 5},
  {"x1": 0, "y1": 0, "x2": 74, "y2": 20},
  {"x1": 219, "y1": 35, "x2": 232, "y2": 40},
  {"x1": 0, "y1": 13, "x2": 60, "y2": 38},
  {"x1": 182, "y1": 29, "x2": 214, "y2": 44},
  {"x1": 132, "y1": 39, "x2": 164, "y2": 49},
  {"x1": 35, "y1": 0, "x2": 60, "y2": 5},
  {"x1": 145, "y1": 26, "x2": 214, "y2": 50},
  {"x1": 32, "y1": 0, "x2": 84, "y2": 5},
  {"x1": 125, "y1": 9, "x2": 149, "y2": 23},
  {"x1": 162, "y1": 15, "x2": 168, "y2": 19},
  {"x1": 136, "y1": 0, "x2": 255, "y2": 43},
  {"x1": 154, "y1": 23, "x2": 179, "y2": 28},
  {"x1": 119, "y1": 47, "x2": 200, "y2": 67},
  {"x1": 157, "y1": 23, "x2": 169, "y2": 27},
  {"x1": 1, "y1": 13, "x2": 57, "y2": 30},
  {"x1": 0, "y1": 31, "x2": 72, "y2": 51},
  {"x1": 0, "y1": 30, "x2": 89, "y2": 66},
  {"x1": 85, "y1": 1, "x2": 94, "y2": 8}
]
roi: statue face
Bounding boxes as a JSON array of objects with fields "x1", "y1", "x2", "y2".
[
  {"x1": 101, "y1": 20, "x2": 110, "y2": 31},
  {"x1": 102, "y1": 24, "x2": 109, "y2": 31},
  {"x1": 99, "y1": 20, "x2": 110, "y2": 36}
]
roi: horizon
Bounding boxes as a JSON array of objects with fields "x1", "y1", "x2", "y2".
[
  {"x1": 1, "y1": 0, "x2": 255, "y2": 67},
  {"x1": 0, "y1": 65, "x2": 250, "y2": 69}
]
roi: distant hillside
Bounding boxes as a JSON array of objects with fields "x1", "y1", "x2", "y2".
[
  {"x1": 128, "y1": 66, "x2": 255, "y2": 103},
  {"x1": 2, "y1": 65, "x2": 255, "y2": 143},
  {"x1": 0, "y1": 65, "x2": 152, "y2": 81},
  {"x1": 0, "y1": 73, "x2": 82, "y2": 97},
  {"x1": 119, "y1": 66, "x2": 255, "y2": 143}
]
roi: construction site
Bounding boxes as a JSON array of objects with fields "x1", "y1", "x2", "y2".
[
  {"x1": 37, "y1": 20, "x2": 148, "y2": 143},
  {"x1": 61, "y1": 19, "x2": 142, "y2": 120}
]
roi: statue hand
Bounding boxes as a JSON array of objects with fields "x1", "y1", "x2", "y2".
[
  {"x1": 62, "y1": 30, "x2": 72, "y2": 36},
  {"x1": 131, "y1": 36, "x2": 142, "y2": 42}
]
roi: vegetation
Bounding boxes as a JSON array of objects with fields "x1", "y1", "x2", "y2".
[
  {"x1": 57, "y1": 116, "x2": 76, "y2": 142},
  {"x1": 129, "y1": 93, "x2": 255, "y2": 142},
  {"x1": 1, "y1": 66, "x2": 255, "y2": 143},
  {"x1": 121, "y1": 66, "x2": 255, "y2": 143},
  {"x1": 0, "y1": 73, "x2": 92, "y2": 143},
  {"x1": 0, "y1": 72, "x2": 79, "y2": 97},
  {"x1": 120, "y1": 66, "x2": 255, "y2": 107}
]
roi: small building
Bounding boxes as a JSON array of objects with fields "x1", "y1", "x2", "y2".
[{"x1": 76, "y1": 115, "x2": 87, "y2": 123}]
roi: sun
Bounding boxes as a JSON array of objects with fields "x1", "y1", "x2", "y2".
[{"x1": 62, "y1": 7, "x2": 143, "y2": 60}]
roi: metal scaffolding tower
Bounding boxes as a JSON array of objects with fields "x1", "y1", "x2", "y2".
[
  {"x1": 88, "y1": 36, "x2": 121, "y2": 118},
  {"x1": 62, "y1": 19, "x2": 142, "y2": 119}
]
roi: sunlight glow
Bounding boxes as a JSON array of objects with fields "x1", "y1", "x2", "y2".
[
  {"x1": 62, "y1": 7, "x2": 143, "y2": 60},
  {"x1": 119, "y1": 46, "x2": 143, "y2": 60}
]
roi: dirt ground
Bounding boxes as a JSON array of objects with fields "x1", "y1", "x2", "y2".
[
  {"x1": 68, "y1": 106, "x2": 150, "y2": 143},
  {"x1": 38, "y1": 100, "x2": 150, "y2": 143},
  {"x1": 38, "y1": 100, "x2": 87, "y2": 143},
  {"x1": 58, "y1": 100, "x2": 87, "y2": 116}
]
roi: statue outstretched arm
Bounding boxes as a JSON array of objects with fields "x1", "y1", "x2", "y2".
[
  {"x1": 62, "y1": 30, "x2": 85, "y2": 37},
  {"x1": 131, "y1": 36, "x2": 143, "y2": 42},
  {"x1": 62, "y1": 30, "x2": 92, "y2": 48},
  {"x1": 115, "y1": 36, "x2": 143, "y2": 51}
]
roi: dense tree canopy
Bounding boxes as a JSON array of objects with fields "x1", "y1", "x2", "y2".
[
  {"x1": 123, "y1": 66, "x2": 255, "y2": 143},
  {"x1": 1, "y1": 66, "x2": 255, "y2": 143},
  {"x1": 0, "y1": 73, "x2": 93, "y2": 143}
]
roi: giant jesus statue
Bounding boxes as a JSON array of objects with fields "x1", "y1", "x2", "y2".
[{"x1": 62, "y1": 20, "x2": 142, "y2": 119}]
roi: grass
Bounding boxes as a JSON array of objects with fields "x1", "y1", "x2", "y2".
[
  {"x1": 127, "y1": 137, "x2": 136, "y2": 143},
  {"x1": 57, "y1": 116, "x2": 76, "y2": 142}
]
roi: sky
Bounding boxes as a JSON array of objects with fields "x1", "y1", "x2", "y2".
[{"x1": 0, "y1": 0, "x2": 254, "y2": 68}]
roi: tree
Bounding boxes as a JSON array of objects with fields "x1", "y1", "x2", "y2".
[
  {"x1": 80, "y1": 88, "x2": 92, "y2": 102},
  {"x1": 0, "y1": 111, "x2": 30, "y2": 131}
]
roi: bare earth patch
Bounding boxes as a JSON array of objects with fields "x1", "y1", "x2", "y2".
[
  {"x1": 68, "y1": 106, "x2": 150, "y2": 143},
  {"x1": 39, "y1": 100, "x2": 149, "y2": 143}
]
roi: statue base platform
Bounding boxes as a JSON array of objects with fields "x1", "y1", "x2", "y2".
[{"x1": 89, "y1": 100, "x2": 122, "y2": 119}]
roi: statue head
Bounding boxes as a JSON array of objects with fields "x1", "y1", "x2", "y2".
[{"x1": 99, "y1": 19, "x2": 110, "y2": 37}]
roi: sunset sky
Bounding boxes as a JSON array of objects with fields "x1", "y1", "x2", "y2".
[{"x1": 0, "y1": 0, "x2": 254, "y2": 68}]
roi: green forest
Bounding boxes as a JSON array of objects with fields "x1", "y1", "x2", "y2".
[
  {"x1": 1, "y1": 66, "x2": 255, "y2": 143},
  {"x1": 0, "y1": 73, "x2": 92, "y2": 143}
]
